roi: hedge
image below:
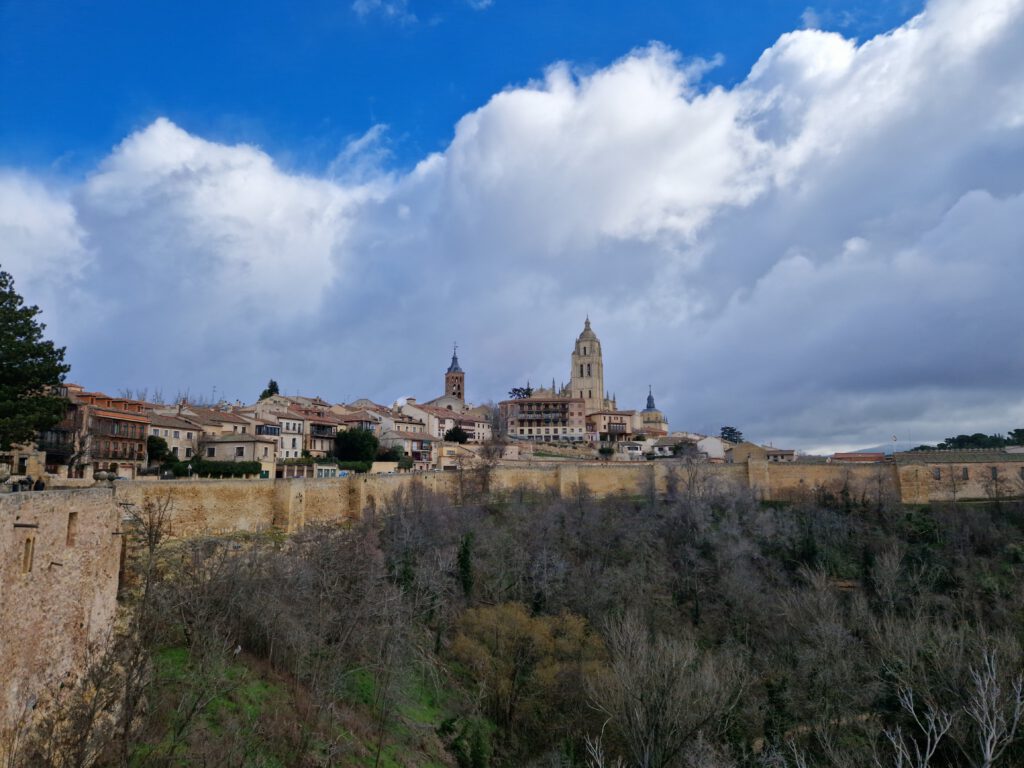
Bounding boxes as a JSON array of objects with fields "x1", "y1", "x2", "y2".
[{"x1": 162, "y1": 459, "x2": 263, "y2": 478}]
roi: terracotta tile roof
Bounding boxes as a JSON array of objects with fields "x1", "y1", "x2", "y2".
[
  {"x1": 201, "y1": 433, "x2": 278, "y2": 444},
  {"x1": 148, "y1": 414, "x2": 200, "y2": 430},
  {"x1": 91, "y1": 408, "x2": 150, "y2": 424},
  {"x1": 338, "y1": 410, "x2": 380, "y2": 422},
  {"x1": 187, "y1": 407, "x2": 250, "y2": 425},
  {"x1": 383, "y1": 430, "x2": 439, "y2": 442}
]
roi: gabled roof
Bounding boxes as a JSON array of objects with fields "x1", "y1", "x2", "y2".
[
  {"x1": 148, "y1": 414, "x2": 199, "y2": 430},
  {"x1": 338, "y1": 410, "x2": 381, "y2": 423}
]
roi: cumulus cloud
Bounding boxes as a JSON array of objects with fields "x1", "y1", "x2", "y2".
[{"x1": 5, "y1": 0, "x2": 1024, "y2": 449}]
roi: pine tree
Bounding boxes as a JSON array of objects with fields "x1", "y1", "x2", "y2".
[{"x1": 0, "y1": 268, "x2": 70, "y2": 450}]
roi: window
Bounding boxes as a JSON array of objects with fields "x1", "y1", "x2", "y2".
[
  {"x1": 587, "y1": 363, "x2": 591, "y2": 376},
  {"x1": 235, "y1": 446, "x2": 245, "y2": 458},
  {"x1": 962, "y1": 467, "x2": 969, "y2": 480},
  {"x1": 173, "y1": 430, "x2": 180, "y2": 439},
  {"x1": 583, "y1": 346, "x2": 587, "y2": 355},
  {"x1": 263, "y1": 447, "x2": 269, "y2": 457},
  {"x1": 588, "y1": 390, "x2": 592, "y2": 399},
  {"x1": 185, "y1": 448, "x2": 193, "y2": 458},
  {"x1": 172, "y1": 446, "x2": 179, "y2": 457},
  {"x1": 579, "y1": 364, "x2": 584, "y2": 377},
  {"x1": 233, "y1": 425, "x2": 238, "y2": 433},
  {"x1": 152, "y1": 428, "x2": 159, "y2": 436},
  {"x1": 186, "y1": 432, "x2": 193, "y2": 439},
  {"x1": 291, "y1": 437, "x2": 297, "y2": 449},
  {"x1": 207, "y1": 447, "x2": 215, "y2": 458},
  {"x1": 66, "y1": 512, "x2": 78, "y2": 546},
  {"x1": 991, "y1": 466, "x2": 999, "y2": 480}
]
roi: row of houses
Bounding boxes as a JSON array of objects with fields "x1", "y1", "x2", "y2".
[{"x1": 20, "y1": 383, "x2": 496, "y2": 481}]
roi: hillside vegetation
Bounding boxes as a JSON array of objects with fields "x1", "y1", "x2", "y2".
[{"x1": 9, "y1": 473, "x2": 1024, "y2": 767}]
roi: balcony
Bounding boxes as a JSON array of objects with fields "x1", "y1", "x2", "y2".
[
  {"x1": 38, "y1": 436, "x2": 74, "y2": 457},
  {"x1": 256, "y1": 425, "x2": 281, "y2": 436},
  {"x1": 310, "y1": 425, "x2": 336, "y2": 438},
  {"x1": 607, "y1": 423, "x2": 627, "y2": 433}
]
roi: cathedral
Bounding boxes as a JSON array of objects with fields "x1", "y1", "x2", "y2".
[{"x1": 501, "y1": 318, "x2": 669, "y2": 442}]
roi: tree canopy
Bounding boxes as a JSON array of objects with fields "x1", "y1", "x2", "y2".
[
  {"x1": 147, "y1": 435, "x2": 170, "y2": 465},
  {"x1": 335, "y1": 428, "x2": 379, "y2": 462},
  {"x1": 259, "y1": 379, "x2": 280, "y2": 400},
  {"x1": 720, "y1": 426, "x2": 744, "y2": 444},
  {"x1": 0, "y1": 268, "x2": 70, "y2": 450},
  {"x1": 911, "y1": 429, "x2": 1024, "y2": 451},
  {"x1": 444, "y1": 425, "x2": 470, "y2": 444}
]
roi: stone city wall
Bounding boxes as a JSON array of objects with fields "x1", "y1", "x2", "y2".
[{"x1": 0, "y1": 488, "x2": 122, "y2": 738}]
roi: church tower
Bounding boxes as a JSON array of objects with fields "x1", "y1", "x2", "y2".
[
  {"x1": 445, "y1": 344, "x2": 465, "y2": 402},
  {"x1": 641, "y1": 385, "x2": 669, "y2": 436},
  {"x1": 569, "y1": 317, "x2": 606, "y2": 415}
]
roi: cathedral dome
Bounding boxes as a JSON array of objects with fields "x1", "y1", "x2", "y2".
[{"x1": 577, "y1": 317, "x2": 598, "y2": 342}]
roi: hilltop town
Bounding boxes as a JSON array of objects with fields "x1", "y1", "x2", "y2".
[{"x1": 3, "y1": 318, "x2": 759, "y2": 484}]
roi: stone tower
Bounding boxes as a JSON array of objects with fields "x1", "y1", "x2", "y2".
[
  {"x1": 568, "y1": 317, "x2": 606, "y2": 415},
  {"x1": 445, "y1": 344, "x2": 465, "y2": 402}
]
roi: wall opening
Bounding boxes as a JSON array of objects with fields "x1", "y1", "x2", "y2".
[
  {"x1": 22, "y1": 537, "x2": 34, "y2": 573},
  {"x1": 66, "y1": 511, "x2": 78, "y2": 546}
]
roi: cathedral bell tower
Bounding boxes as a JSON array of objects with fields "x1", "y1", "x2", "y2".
[
  {"x1": 445, "y1": 343, "x2": 465, "y2": 402},
  {"x1": 569, "y1": 317, "x2": 606, "y2": 415}
]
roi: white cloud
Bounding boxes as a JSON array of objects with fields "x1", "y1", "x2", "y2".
[
  {"x1": 352, "y1": 0, "x2": 417, "y2": 24},
  {"x1": 801, "y1": 6, "x2": 822, "y2": 29},
  {"x1": 5, "y1": 0, "x2": 1024, "y2": 447}
]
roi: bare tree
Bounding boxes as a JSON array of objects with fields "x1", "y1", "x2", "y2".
[
  {"x1": 589, "y1": 613, "x2": 746, "y2": 768},
  {"x1": 963, "y1": 651, "x2": 1023, "y2": 768},
  {"x1": 873, "y1": 689, "x2": 954, "y2": 768}
]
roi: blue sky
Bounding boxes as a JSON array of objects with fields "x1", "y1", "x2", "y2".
[
  {"x1": 1, "y1": 0, "x2": 921, "y2": 174},
  {"x1": 2, "y1": 0, "x2": 1023, "y2": 453}
]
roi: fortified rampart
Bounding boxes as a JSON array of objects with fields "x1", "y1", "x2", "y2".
[
  {"x1": 5, "y1": 455, "x2": 1023, "y2": 737},
  {"x1": 0, "y1": 488, "x2": 122, "y2": 738}
]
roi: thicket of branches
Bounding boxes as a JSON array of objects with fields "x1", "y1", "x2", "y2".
[{"x1": 7, "y1": 472, "x2": 1024, "y2": 767}]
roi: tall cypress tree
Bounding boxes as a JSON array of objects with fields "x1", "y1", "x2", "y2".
[{"x1": 0, "y1": 268, "x2": 70, "y2": 450}]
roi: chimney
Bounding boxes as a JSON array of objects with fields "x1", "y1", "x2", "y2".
[{"x1": 406, "y1": 397, "x2": 416, "y2": 404}]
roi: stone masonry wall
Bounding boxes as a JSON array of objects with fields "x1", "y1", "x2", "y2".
[{"x1": 0, "y1": 488, "x2": 122, "y2": 737}]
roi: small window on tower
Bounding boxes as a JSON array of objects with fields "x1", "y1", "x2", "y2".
[{"x1": 587, "y1": 363, "x2": 591, "y2": 376}]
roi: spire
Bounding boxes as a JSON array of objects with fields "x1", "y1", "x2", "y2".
[
  {"x1": 551, "y1": 377, "x2": 556, "y2": 392},
  {"x1": 645, "y1": 385, "x2": 656, "y2": 411},
  {"x1": 447, "y1": 342, "x2": 463, "y2": 373}
]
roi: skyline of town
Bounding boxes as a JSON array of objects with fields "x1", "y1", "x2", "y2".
[{"x1": 3, "y1": 0, "x2": 1022, "y2": 455}]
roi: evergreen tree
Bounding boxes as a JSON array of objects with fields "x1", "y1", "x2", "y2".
[
  {"x1": 445, "y1": 425, "x2": 470, "y2": 444},
  {"x1": 335, "y1": 428, "x2": 379, "y2": 462},
  {"x1": 259, "y1": 379, "x2": 280, "y2": 400},
  {"x1": 720, "y1": 425, "x2": 744, "y2": 444},
  {"x1": 0, "y1": 268, "x2": 70, "y2": 450}
]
